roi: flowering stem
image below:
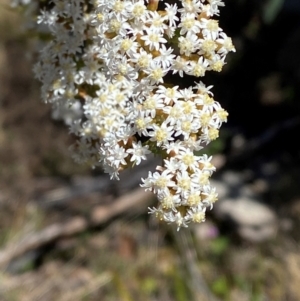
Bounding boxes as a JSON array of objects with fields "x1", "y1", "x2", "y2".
[{"x1": 29, "y1": 0, "x2": 235, "y2": 231}]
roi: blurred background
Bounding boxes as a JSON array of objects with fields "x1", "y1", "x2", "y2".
[{"x1": 1, "y1": 0, "x2": 300, "y2": 300}]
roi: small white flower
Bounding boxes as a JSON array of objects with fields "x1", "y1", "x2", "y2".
[
  {"x1": 163, "y1": 157, "x2": 181, "y2": 174},
  {"x1": 175, "y1": 170, "x2": 193, "y2": 198},
  {"x1": 179, "y1": 13, "x2": 201, "y2": 35},
  {"x1": 163, "y1": 141, "x2": 186, "y2": 155},
  {"x1": 142, "y1": 93, "x2": 165, "y2": 118},
  {"x1": 185, "y1": 205, "x2": 206, "y2": 224},
  {"x1": 141, "y1": 169, "x2": 176, "y2": 194},
  {"x1": 172, "y1": 56, "x2": 189, "y2": 77},
  {"x1": 141, "y1": 28, "x2": 167, "y2": 51},
  {"x1": 107, "y1": 144, "x2": 128, "y2": 169},
  {"x1": 145, "y1": 61, "x2": 169, "y2": 84},
  {"x1": 153, "y1": 45, "x2": 175, "y2": 69},
  {"x1": 157, "y1": 190, "x2": 180, "y2": 211},
  {"x1": 156, "y1": 85, "x2": 181, "y2": 105},
  {"x1": 176, "y1": 149, "x2": 200, "y2": 172},
  {"x1": 127, "y1": 141, "x2": 151, "y2": 166},
  {"x1": 164, "y1": 3, "x2": 179, "y2": 27},
  {"x1": 178, "y1": 34, "x2": 200, "y2": 56},
  {"x1": 148, "y1": 122, "x2": 174, "y2": 146}
]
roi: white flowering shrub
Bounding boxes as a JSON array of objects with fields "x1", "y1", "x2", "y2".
[{"x1": 16, "y1": 0, "x2": 235, "y2": 230}]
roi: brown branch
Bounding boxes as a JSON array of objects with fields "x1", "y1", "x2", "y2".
[{"x1": 0, "y1": 189, "x2": 153, "y2": 269}]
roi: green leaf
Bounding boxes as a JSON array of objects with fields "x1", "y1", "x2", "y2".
[{"x1": 263, "y1": 0, "x2": 284, "y2": 24}]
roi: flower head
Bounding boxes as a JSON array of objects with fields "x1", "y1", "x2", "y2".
[{"x1": 26, "y1": 0, "x2": 235, "y2": 230}]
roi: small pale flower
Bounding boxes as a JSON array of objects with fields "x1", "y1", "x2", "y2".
[{"x1": 127, "y1": 141, "x2": 151, "y2": 166}]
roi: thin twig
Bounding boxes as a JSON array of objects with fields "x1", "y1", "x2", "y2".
[
  {"x1": 0, "y1": 189, "x2": 153, "y2": 269},
  {"x1": 171, "y1": 227, "x2": 220, "y2": 301}
]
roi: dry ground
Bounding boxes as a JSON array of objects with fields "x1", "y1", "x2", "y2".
[{"x1": 1, "y1": 3, "x2": 300, "y2": 301}]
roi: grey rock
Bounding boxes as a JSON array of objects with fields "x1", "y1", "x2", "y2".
[{"x1": 211, "y1": 171, "x2": 277, "y2": 242}]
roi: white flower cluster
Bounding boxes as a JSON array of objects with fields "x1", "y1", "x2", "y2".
[{"x1": 22, "y1": 0, "x2": 235, "y2": 230}]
